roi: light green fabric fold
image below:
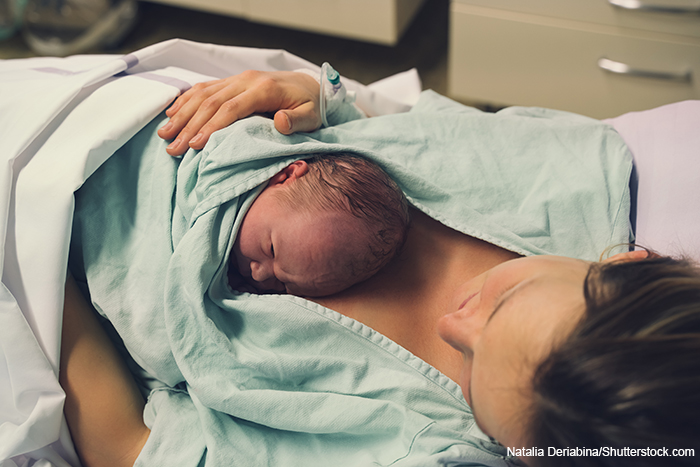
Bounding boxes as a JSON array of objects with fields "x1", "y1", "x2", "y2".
[{"x1": 71, "y1": 91, "x2": 632, "y2": 466}]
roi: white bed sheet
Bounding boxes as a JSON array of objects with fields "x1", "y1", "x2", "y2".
[
  {"x1": 0, "y1": 39, "x2": 420, "y2": 467},
  {"x1": 605, "y1": 101, "x2": 700, "y2": 262}
]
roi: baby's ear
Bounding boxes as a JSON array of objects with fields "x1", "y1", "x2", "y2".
[{"x1": 268, "y1": 160, "x2": 309, "y2": 186}]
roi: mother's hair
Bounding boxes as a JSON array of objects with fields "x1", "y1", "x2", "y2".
[{"x1": 528, "y1": 256, "x2": 700, "y2": 467}]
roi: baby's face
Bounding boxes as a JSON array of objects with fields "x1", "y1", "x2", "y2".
[{"x1": 232, "y1": 186, "x2": 364, "y2": 297}]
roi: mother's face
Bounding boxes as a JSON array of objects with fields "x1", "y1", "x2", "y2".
[{"x1": 437, "y1": 255, "x2": 590, "y2": 450}]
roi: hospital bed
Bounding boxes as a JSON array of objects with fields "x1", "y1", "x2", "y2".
[{"x1": 0, "y1": 39, "x2": 698, "y2": 467}]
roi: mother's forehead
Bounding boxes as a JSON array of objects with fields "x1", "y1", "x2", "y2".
[{"x1": 486, "y1": 278, "x2": 587, "y2": 357}]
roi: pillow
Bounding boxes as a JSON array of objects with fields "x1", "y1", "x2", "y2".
[{"x1": 604, "y1": 101, "x2": 700, "y2": 263}]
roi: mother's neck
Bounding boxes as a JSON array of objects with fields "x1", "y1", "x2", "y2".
[{"x1": 312, "y1": 208, "x2": 520, "y2": 382}]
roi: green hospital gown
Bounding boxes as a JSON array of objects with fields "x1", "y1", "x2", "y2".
[{"x1": 70, "y1": 90, "x2": 632, "y2": 466}]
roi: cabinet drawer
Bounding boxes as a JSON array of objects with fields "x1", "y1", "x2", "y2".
[
  {"x1": 145, "y1": 0, "x2": 425, "y2": 45},
  {"x1": 453, "y1": 0, "x2": 700, "y2": 38},
  {"x1": 448, "y1": 5, "x2": 700, "y2": 118},
  {"x1": 246, "y1": 0, "x2": 425, "y2": 45}
]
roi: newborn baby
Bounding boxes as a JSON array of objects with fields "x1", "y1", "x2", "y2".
[{"x1": 229, "y1": 153, "x2": 410, "y2": 297}]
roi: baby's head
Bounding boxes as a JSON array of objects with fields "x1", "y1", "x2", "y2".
[{"x1": 231, "y1": 153, "x2": 410, "y2": 297}]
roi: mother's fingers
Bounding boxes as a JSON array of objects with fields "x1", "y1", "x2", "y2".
[
  {"x1": 158, "y1": 80, "x2": 230, "y2": 154},
  {"x1": 165, "y1": 75, "x2": 284, "y2": 154},
  {"x1": 187, "y1": 90, "x2": 268, "y2": 150},
  {"x1": 158, "y1": 70, "x2": 323, "y2": 156},
  {"x1": 160, "y1": 75, "x2": 264, "y2": 156},
  {"x1": 170, "y1": 94, "x2": 243, "y2": 154}
]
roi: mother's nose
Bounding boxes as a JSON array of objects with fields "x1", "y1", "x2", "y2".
[{"x1": 437, "y1": 303, "x2": 487, "y2": 353}]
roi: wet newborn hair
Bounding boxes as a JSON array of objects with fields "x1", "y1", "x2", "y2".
[{"x1": 275, "y1": 153, "x2": 411, "y2": 285}]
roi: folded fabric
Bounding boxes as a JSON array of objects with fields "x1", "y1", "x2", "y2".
[
  {"x1": 71, "y1": 90, "x2": 632, "y2": 466},
  {"x1": 0, "y1": 39, "x2": 420, "y2": 465}
]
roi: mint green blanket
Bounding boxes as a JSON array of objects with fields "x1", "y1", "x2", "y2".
[{"x1": 70, "y1": 91, "x2": 632, "y2": 466}]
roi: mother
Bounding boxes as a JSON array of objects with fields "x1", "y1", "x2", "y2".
[{"x1": 62, "y1": 71, "x2": 700, "y2": 467}]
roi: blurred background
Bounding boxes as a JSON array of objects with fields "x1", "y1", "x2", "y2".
[
  {"x1": 1, "y1": 0, "x2": 698, "y2": 118},
  {"x1": 0, "y1": 0, "x2": 452, "y2": 95}
]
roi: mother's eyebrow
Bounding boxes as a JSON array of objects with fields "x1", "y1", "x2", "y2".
[{"x1": 486, "y1": 278, "x2": 537, "y2": 325}]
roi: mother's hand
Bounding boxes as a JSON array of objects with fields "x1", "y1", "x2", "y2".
[{"x1": 158, "y1": 70, "x2": 322, "y2": 156}]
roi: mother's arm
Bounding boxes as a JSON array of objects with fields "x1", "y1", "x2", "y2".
[
  {"x1": 60, "y1": 275, "x2": 150, "y2": 467},
  {"x1": 158, "y1": 70, "x2": 323, "y2": 156}
]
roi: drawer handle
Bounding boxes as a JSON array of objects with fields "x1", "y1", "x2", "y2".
[
  {"x1": 598, "y1": 58, "x2": 692, "y2": 82},
  {"x1": 608, "y1": 0, "x2": 700, "y2": 14}
]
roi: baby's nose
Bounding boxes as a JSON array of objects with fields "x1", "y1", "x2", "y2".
[{"x1": 250, "y1": 260, "x2": 273, "y2": 282}]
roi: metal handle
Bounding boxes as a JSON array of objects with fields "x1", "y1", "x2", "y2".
[
  {"x1": 598, "y1": 57, "x2": 692, "y2": 82},
  {"x1": 608, "y1": 0, "x2": 700, "y2": 14}
]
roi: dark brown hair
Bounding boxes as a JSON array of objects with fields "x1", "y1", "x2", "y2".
[
  {"x1": 276, "y1": 153, "x2": 410, "y2": 283},
  {"x1": 528, "y1": 256, "x2": 700, "y2": 467}
]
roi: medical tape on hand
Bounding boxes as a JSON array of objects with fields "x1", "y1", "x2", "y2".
[{"x1": 320, "y1": 62, "x2": 342, "y2": 128}]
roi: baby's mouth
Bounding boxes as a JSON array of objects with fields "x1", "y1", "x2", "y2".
[{"x1": 248, "y1": 276, "x2": 286, "y2": 294}]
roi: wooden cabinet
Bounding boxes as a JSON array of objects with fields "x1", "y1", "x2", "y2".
[
  {"x1": 144, "y1": 0, "x2": 426, "y2": 45},
  {"x1": 448, "y1": 0, "x2": 700, "y2": 118}
]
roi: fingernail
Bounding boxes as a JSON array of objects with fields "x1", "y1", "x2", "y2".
[
  {"x1": 190, "y1": 133, "x2": 203, "y2": 146},
  {"x1": 167, "y1": 138, "x2": 181, "y2": 150},
  {"x1": 283, "y1": 113, "x2": 292, "y2": 132},
  {"x1": 160, "y1": 122, "x2": 173, "y2": 132}
]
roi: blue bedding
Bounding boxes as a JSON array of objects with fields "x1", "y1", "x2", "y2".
[{"x1": 70, "y1": 90, "x2": 632, "y2": 466}]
